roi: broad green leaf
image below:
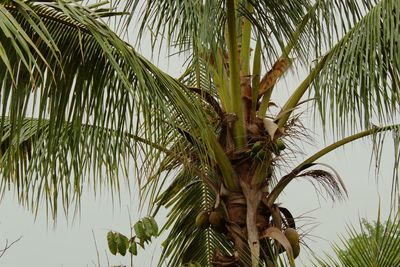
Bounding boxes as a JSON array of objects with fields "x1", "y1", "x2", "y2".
[
  {"x1": 148, "y1": 216, "x2": 159, "y2": 237},
  {"x1": 117, "y1": 233, "x2": 129, "y2": 256},
  {"x1": 129, "y1": 241, "x2": 138, "y2": 256},
  {"x1": 107, "y1": 231, "x2": 117, "y2": 255},
  {"x1": 133, "y1": 221, "x2": 146, "y2": 241},
  {"x1": 142, "y1": 217, "x2": 157, "y2": 237}
]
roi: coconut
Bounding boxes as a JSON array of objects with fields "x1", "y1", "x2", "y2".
[
  {"x1": 284, "y1": 228, "x2": 300, "y2": 258},
  {"x1": 276, "y1": 139, "x2": 286, "y2": 151},
  {"x1": 195, "y1": 211, "x2": 210, "y2": 230},
  {"x1": 292, "y1": 243, "x2": 300, "y2": 259},
  {"x1": 284, "y1": 228, "x2": 299, "y2": 245},
  {"x1": 209, "y1": 211, "x2": 226, "y2": 233}
]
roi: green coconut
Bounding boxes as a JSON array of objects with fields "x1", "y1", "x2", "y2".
[
  {"x1": 284, "y1": 228, "x2": 300, "y2": 259},
  {"x1": 292, "y1": 243, "x2": 300, "y2": 259},
  {"x1": 284, "y1": 228, "x2": 299, "y2": 244},
  {"x1": 276, "y1": 139, "x2": 286, "y2": 151},
  {"x1": 195, "y1": 211, "x2": 210, "y2": 230}
]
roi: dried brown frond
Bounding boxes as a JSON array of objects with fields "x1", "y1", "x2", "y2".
[
  {"x1": 296, "y1": 168, "x2": 347, "y2": 202},
  {"x1": 271, "y1": 112, "x2": 314, "y2": 176}
]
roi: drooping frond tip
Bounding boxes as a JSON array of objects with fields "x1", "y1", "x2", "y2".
[{"x1": 297, "y1": 167, "x2": 348, "y2": 202}]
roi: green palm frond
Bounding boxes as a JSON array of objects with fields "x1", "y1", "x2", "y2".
[
  {"x1": 267, "y1": 124, "x2": 400, "y2": 207},
  {"x1": 130, "y1": 0, "x2": 231, "y2": 119},
  {"x1": 270, "y1": 1, "x2": 400, "y2": 204},
  {"x1": 306, "y1": 1, "x2": 400, "y2": 203},
  {"x1": 0, "y1": 116, "x2": 134, "y2": 215},
  {"x1": 179, "y1": 55, "x2": 215, "y2": 92},
  {"x1": 0, "y1": 116, "x2": 198, "y2": 216},
  {"x1": 292, "y1": 0, "x2": 377, "y2": 60},
  {"x1": 156, "y1": 168, "x2": 234, "y2": 267},
  {"x1": 241, "y1": 0, "x2": 309, "y2": 65},
  {"x1": 241, "y1": 0, "x2": 377, "y2": 66},
  {"x1": 131, "y1": 0, "x2": 225, "y2": 52},
  {"x1": 178, "y1": 54, "x2": 223, "y2": 119},
  {"x1": 313, "y1": 211, "x2": 400, "y2": 267},
  {"x1": 132, "y1": 0, "x2": 313, "y2": 66},
  {"x1": 0, "y1": 0, "x2": 234, "y2": 216},
  {"x1": 313, "y1": 0, "x2": 400, "y2": 134}
]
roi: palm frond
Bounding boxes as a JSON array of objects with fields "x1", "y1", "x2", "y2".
[
  {"x1": 306, "y1": 0, "x2": 400, "y2": 204},
  {"x1": 242, "y1": 0, "x2": 378, "y2": 67},
  {"x1": 242, "y1": 0, "x2": 309, "y2": 66},
  {"x1": 296, "y1": 0, "x2": 378, "y2": 60},
  {"x1": 267, "y1": 124, "x2": 400, "y2": 207},
  {"x1": 296, "y1": 166, "x2": 347, "y2": 202},
  {"x1": 130, "y1": 0, "x2": 308, "y2": 68},
  {"x1": 0, "y1": 116, "x2": 136, "y2": 215},
  {"x1": 130, "y1": 0, "x2": 225, "y2": 53},
  {"x1": 156, "y1": 168, "x2": 234, "y2": 267},
  {"x1": 0, "y1": 0, "x2": 233, "y2": 216},
  {"x1": 313, "y1": 211, "x2": 400, "y2": 267},
  {"x1": 313, "y1": 0, "x2": 400, "y2": 134}
]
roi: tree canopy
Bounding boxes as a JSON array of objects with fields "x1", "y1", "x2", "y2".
[{"x1": 314, "y1": 212, "x2": 400, "y2": 267}]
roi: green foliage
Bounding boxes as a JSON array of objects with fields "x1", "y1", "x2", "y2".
[
  {"x1": 133, "y1": 221, "x2": 146, "y2": 242},
  {"x1": 107, "y1": 216, "x2": 158, "y2": 258},
  {"x1": 186, "y1": 262, "x2": 202, "y2": 267},
  {"x1": 0, "y1": 0, "x2": 227, "y2": 217},
  {"x1": 142, "y1": 217, "x2": 158, "y2": 238},
  {"x1": 117, "y1": 234, "x2": 129, "y2": 256},
  {"x1": 314, "y1": 0, "x2": 400, "y2": 134},
  {"x1": 107, "y1": 231, "x2": 130, "y2": 256},
  {"x1": 134, "y1": 216, "x2": 159, "y2": 244},
  {"x1": 128, "y1": 242, "x2": 137, "y2": 256},
  {"x1": 154, "y1": 168, "x2": 234, "y2": 266},
  {"x1": 107, "y1": 231, "x2": 118, "y2": 256},
  {"x1": 314, "y1": 212, "x2": 400, "y2": 267}
]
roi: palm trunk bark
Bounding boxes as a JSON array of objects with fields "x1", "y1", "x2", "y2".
[{"x1": 210, "y1": 140, "x2": 275, "y2": 266}]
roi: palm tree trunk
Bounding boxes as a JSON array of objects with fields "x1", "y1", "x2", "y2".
[{"x1": 242, "y1": 182, "x2": 263, "y2": 267}]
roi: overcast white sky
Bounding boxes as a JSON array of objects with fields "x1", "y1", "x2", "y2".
[{"x1": 0, "y1": 2, "x2": 398, "y2": 267}]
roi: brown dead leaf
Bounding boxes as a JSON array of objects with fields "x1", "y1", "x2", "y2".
[
  {"x1": 260, "y1": 227, "x2": 295, "y2": 267},
  {"x1": 258, "y1": 58, "x2": 292, "y2": 97},
  {"x1": 240, "y1": 75, "x2": 252, "y2": 99}
]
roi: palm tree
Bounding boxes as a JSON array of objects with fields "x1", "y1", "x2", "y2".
[
  {"x1": 313, "y1": 211, "x2": 400, "y2": 267},
  {"x1": 0, "y1": 0, "x2": 399, "y2": 266}
]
